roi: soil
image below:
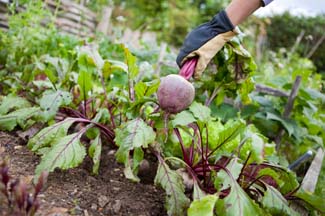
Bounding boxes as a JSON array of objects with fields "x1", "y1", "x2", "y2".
[{"x1": 0, "y1": 131, "x2": 167, "y2": 216}]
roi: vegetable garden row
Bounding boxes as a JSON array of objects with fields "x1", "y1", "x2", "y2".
[{"x1": 0, "y1": 1, "x2": 324, "y2": 215}]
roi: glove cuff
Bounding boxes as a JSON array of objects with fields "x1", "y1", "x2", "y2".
[
  {"x1": 210, "y1": 10, "x2": 235, "y2": 33},
  {"x1": 261, "y1": 0, "x2": 273, "y2": 7}
]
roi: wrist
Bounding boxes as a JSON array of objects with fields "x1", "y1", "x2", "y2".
[{"x1": 225, "y1": 0, "x2": 261, "y2": 26}]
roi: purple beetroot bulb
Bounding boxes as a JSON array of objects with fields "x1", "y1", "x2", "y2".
[{"x1": 157, "y1": 74, "x2": 195, "y2": 114}]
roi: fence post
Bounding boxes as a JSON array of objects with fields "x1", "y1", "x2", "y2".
[
  {"x1": 275, "y1": 76, "x2": 302, "y2": 151},
  {"x1": 96, "y1": 6, "x2": 113, "y2": 35},
  {"x1": 290, "y1": 148, "x2": 325, "y2": 215},
  {"x1": 301, "y1": 148, "x2": 325, "y2": 193}
]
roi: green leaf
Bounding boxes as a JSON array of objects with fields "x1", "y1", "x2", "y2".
[
  {"x1": 44, "y1": 67, "x2": 58, "y2": 84},
  {"x1": 216, "y1": 158, "x2": 243, "y2": 191},
  {"x1": 266, "y1": 112, "x2": 296, "y2": 136},
  {"x1": 225, "y1": 158, "x2": 243, "y2": 181},
  {"x1": 229, "y1": 37, "x2": 253, "y2": 57},
  {"x1": 262, "y1": 185, "x2": 299, "y2": 216},
  {"x1": 78, "y1": 45, "x2": 104, "y2": 69},
  {"x1": 212, "y1": 120, "x2": 245, "y2": 151},
  {"x1": 78, "y1": 53, "x2": 97, "y2": 72},
  {"x1": 35, "y1": 132, "x2": 86, "y2": 179},
  {"x1": 0, "y1": 115, "x2": 17, "y2": 131},
  {"x1": 257, "y1": 168, "x2": 283, "y2": 187},
  {"x1": 78, "y1": 69, "x2": 93, "y2": 101},
  {"x1": 114, "y1": 118, "x2": 156, "y2": 182},
  {"x1": 43, "y1": 54, "x2": 69, "y2": 82},
  {"x1": 123, "y1": 162, "x2": 140, "y2": 182},
  {"x1": 277, "y1": 169, "x2": 299, "y2": 195},
  {"x1": 154, "y1": 160, "x2": 190, "y2": 216},
  {"x1": 32, "y1": 80, "x2": 55, "y2": 89},
  {"x1": 88, "y1": 134, "x2": 102, "y2": 175},
  {"x1": 118, "y1": 147, "x2": 144, "y2": 182},
  {"x1": 215, "y1": 89, "x2": 226, "y2": 106},
  {"x1": 202, "y1": 120, "x2": 224, "y2": 149},
  {"x1": 0, "y1": 95, "x2": 31, "y2": 115},
  {"x1": 216, "y1": 170, "x2": 264, "y2": 216},
  {"x1": 102, "y1": 60, "x2": 113, "y2": 79},
  {"x1": 132, "y1": 147, "x2": 144, "y2": 173},
  {"x1": 292, "y1": 189, "x2": 325, "y2": 213},
  {"x1": 115, "y1": 118, "x2": 156, "y2": 149},
  {"x1": 39, "y1": 90, "x2": 72, "y2": 121},
  {"x1": 28, "y1": 118, "x2": 77, "y2": 153},
  {"x1": 306, "y1": 135, "x2": 323, "y2": 146},
  {"x1": 189, "y1": 102, "x2": 211, "y2": 123},
  {"x1": 0, "y1": 107, "x2": 40, "y2": 131},
  {"x1": 172, "y1": 111, "x2": 196, "y2": 127},
  {"x1": 123, "y1": 46, "x2": 139, "y2": 79},
  {"x1": 303, "y1": 88, "x2": 325, "y2": 103},
  {"x1": 239, "y1": 78, "x2": 254, "y2": 104},
  {"x1": 213, "y1": 103, "x2": 238, "y2": 121},
  {"x1": 244, "y1": 128, "x2": 265, "y2": 163},
  {"x1": 92, "y1": 108, "x2": 110, "y2": 123},
  {"x1": 193, "y1": 181, "x2": 207, "y2": 200},
  {"x1": 108, "y1": 59, "x2": 128, "y2": 72},
  {"x1": 188, "y1": 195, "x2": 218, "y2": 216},
  {"x1": 134, "y1": 80, "x2": 160, "y2": 99}
]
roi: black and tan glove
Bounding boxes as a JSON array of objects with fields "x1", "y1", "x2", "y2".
[{"x1": 176, "y1": 10, "x2": 237, "y2": 79}]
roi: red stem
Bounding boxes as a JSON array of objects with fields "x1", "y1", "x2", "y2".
[
  {"x1": 174, "y1": 128, "x2": 191, "y2": 165},
  {"x1": 108, "y1": 104, "x2": 116, "y2": 129}
]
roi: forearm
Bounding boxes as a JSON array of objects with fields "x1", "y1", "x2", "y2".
[{"x1": 225, "y1": 0, "x2": 263, "y2": 26}]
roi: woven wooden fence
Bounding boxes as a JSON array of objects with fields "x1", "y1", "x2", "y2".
[
  {"x1": 0, "y1": 1, "x2": 8, "y2": 30},
  {"x1": 0, "y1": 0, "x2": 98, "y2": 37}
]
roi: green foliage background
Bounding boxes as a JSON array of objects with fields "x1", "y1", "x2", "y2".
[
  {"x1": 101, "y1": 0, "x2": 325, "y2": 74},
  {"x1": 266, "y1": 12, "x2": 325, "y2": 73},
  {"x1": 108, "y1": 0, "x2": 228, "y2": 46}
]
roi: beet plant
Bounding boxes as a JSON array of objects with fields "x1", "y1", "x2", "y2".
[
  {"x1": 153, "y1": 102, "x2": 325, "y2": 215},
  {"x1": 0, "y1": 159, "x2": 48, "y2": 216},
  {"x1": 150, "y1": 38, "x2": 325, "y2": 215},
  {"x1": 21, "y1": 44, "x2": 161, "y2": 181},
  {"x1": 1, "y1": 38, "x2": 323, "y2": 216},
  {"x1": 0, "y1": 5, "x2": 324, "y2": 215}
]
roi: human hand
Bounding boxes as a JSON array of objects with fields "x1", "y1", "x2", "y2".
[{"x1": 176, "y1": 10, "x2": 236, "y2": 79}]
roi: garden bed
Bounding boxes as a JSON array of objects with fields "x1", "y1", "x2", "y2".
[{"x1": 0, "y1": 131, "x2": 166, "y2": 216}]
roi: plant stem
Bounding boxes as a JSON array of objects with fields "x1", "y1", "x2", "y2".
[
  {"x1": 128, "y1": 78, "x2": 135, "y2": 102},
  {"x1": 205, "y1": 83, "x2": 223, "y2": 107},
  {"x1": 244, "y1": 175, "x2": 266, "y2": 191},
  {"x1": 108, "y1": 105, "x2": 116, "y2": 129},
  {"x1": 174, "y1": 128, "x2": 190, "y2": 165},
  {"x1": 237, "y1": 152, "x2": 251, "y2": 186},
  {"x1": 195, "y1": 126, "x2": 208, "y2": 187},
  {"x1": 72, "y1": 118, "x2": 115, "y2": 142},
  {"x1": 163, "y1": 112, "x2": 170, "y2": 142},
  {"x1": 207, "y1": 127, "x2": 241, "y2": 158},
  {"x1": 189, "y1": 139, "x2": 195, "y2": 166},
  {"x1": 205, "y1": 123, "x2": 209, "y2": 169}
]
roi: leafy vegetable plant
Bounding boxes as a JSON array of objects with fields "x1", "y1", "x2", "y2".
[
  {"x1": 0, "y1": 159, "x2": 48, "y2": 216},
  {"x1": 0, "y1": 2, "x2": 324, "y2": 215},
  {"x1": 153, "y1": 103, "x2": 325, "y2": 215}
]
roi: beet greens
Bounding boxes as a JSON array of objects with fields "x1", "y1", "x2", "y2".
[{"x1": 0, "y1": 159, "x2": 47, "y2": 216}]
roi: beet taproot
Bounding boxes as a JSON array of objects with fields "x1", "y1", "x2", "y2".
[{"x1": 157, "y1": 74, "x2": 195, "y2": 114}]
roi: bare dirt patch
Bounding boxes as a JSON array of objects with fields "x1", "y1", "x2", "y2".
[{"x1": 0, "y1": 131, "x2": 166, "y2": 216}]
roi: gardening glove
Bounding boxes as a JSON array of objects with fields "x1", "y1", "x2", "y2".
[{"x1": 176, "y1": 10, "x2": 237, "y2": 79}]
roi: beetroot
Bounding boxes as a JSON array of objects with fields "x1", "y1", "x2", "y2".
[{"x1": 157, "y1": 74, "x2": 195, "y2": 114}]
